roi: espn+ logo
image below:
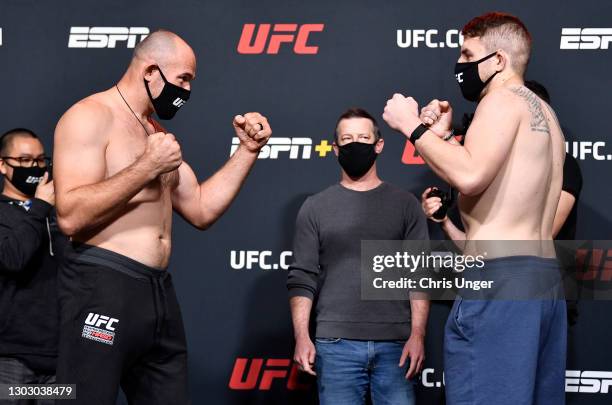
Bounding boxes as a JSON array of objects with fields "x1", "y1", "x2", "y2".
[
  {"x1": 68, "y1": 27, "x2": 149, "y2": 48},
  {"x1": 229, "y1": 138, "x2": 334, "y2": 160},
  {"x1": 237, "y1": 24, "x2": 324, "y2": 54}
]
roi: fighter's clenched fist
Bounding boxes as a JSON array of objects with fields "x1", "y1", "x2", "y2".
[
  {"x1": 143, "y1": 132, "x2": 183, "y2": 174},
  {"x1": 382, "y1": 93, "x2": 421, "y2": 136},
  {"x1": 233, "y1": 112, "x2": 272, "y2": 153},
  {"x1": 420, "y1": 99, "x2": 453, "y2": 138}
]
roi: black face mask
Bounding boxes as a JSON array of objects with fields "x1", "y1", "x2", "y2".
[
  {"x1": 144, "y1": 67, "x2": 191, "y2": 120},
  {"x1": 454, "y1": 52, "x2": 499, "y2": 102},
  {"x1": 6, "y1": 165, "x2": 46, "y2": 196},
  {"x1": 338, "y1": 141, "x2": 378, "y2": 178}
]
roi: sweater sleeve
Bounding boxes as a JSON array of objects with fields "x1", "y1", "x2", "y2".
[
  {"x1": 0, "y1": 198, "x2": 52, "y2": 273},
  {"x1": 404, "y1": 193, "x2": 429, "y2": 241},
  {"x1": 286, "y1": 197, "x2": 320, "y2": 300}
]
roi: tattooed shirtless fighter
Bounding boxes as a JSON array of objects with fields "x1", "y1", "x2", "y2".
[{"x1": 383, "y1": 13, "x2": 566, "y2": 405}]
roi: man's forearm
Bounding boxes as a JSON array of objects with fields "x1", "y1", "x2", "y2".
[
  {"x1": 57, "y1": 158, "x2": 156, "y2": 235},
  {"x1": 290, "y1": 296, "x2": 313, "y2": 340},
  {"x1": 410, "y1": 130, "x2": 476, "y2": 193},
  {"x1": 197, "y1": 145, "x2": 258, "y2": 226},
  {"x1": 409, "y1": 294, "x2": 430, "y2": 337}
]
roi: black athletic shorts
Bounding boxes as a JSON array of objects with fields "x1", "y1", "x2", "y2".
[{"x1": 56, "y1": 243, "x2": 190, "y2": 405}]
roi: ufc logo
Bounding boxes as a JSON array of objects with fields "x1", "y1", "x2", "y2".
[
  {"x1": 455, "y1": 72, "x2": 464, "y2": 83},
  {"x1": 565, "y1": 141, "x2": 608, "y2": 160},
  {"x1": 237, "y1": 24, "x2": 324, "y2": 54},
  {"x1": 560, "y1": 28, "x2": 612, "y2": 50},
  {"x1": 230, "y1": 250, "x2": 292, "y2": 270},
  {"x1": 85, "y1": 313, "x2": 119, "y2": 331},
  {"x1": 402, "y1": 136, "x2": 463, "y2": 165},
  {"x1": 68, "y1": 27, "x2": 149, "y2": 48},
  {"x1": 575, "y1": 249, "x2": 612, "y2": 281},
  {"x1": 25, "y1": 176, "x2": 43, "y2": 184},
  {"x1": 172, "y1": 98, "x2": 186, "y2": 107},
  {"x1": 228, "y1": 358, "x2": 310, "y2": 390}
]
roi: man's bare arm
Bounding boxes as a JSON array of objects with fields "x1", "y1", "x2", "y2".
[
  {"x1": 408, "y1": 91, "x2": 520, "y2": 196},
  {"x1": 171, "y1": 146, "x2": 258, "y2": 230},
  {"x1": 54, "y1": 101, "x2": 180, "y2": 236},
  {"x1": 552, "y1": 191, "x2": 576, "y2": 238},
  {"x1": 290, "y1": 296, "x2": 316, "y2": 376},
  {"x1": 172, "y1": 113, "x2": 271, "y2": 230},
  {"x1": 290, "y1": 296, "x2": 313, "y2": 341}
]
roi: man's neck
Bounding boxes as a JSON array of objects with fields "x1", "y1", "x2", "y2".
[
  {"x1": 486, "y1": 72, "x2": 524, "y2": 95},
  {"x1": 116, "y1": 74, "x2": 153, "y2": 120},
  {"x1": 2, "y1": 185, "x2": 29, "y2": 201},
  {"x1": 340, "y1": 166, "x2": 382, "y2": 191}
]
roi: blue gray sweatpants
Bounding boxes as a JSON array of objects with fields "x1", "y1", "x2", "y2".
[{"x1": 444, "y1": 256, "x2": 567, "y2": 405}]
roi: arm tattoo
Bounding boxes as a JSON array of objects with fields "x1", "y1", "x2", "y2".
[{"x1": 510, "y1": 86, "x2": 550, "y2": 134}]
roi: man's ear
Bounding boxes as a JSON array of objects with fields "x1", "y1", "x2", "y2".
[
  {"x1": 0, "y1": 160, "x2": 9, "y2": 176},
  {"x1": 375, "y1": 138, "x2": 384, "y2": 154},
  {"x1": 143, "y1": 64, "x2": 158, "y2": 81},
  {"x1": 332, "y1": 142, "x2": 339, "y2": 157},
  {"x1": 494, "y1": 49, "x2": 507, "y2": 72}
]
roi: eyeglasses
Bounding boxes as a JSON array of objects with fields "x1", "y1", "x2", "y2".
[{"x1": 1, "y1": 156, "x2": 51, "y2": 168}]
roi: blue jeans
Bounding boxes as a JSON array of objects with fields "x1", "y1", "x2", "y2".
[{"x1": 315, "y1": 338, "x2": 416, "y2": 405}]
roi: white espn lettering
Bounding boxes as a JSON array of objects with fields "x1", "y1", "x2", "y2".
[
  {"x1": 560, "y1": 28, "x2": 612, "y2": 50},
  {"x1": 230, "y1": 137, "x2": 312, "y2": 159},
  {"x1": 68, "y1": 27, "x2": 149, "y2": 48}
]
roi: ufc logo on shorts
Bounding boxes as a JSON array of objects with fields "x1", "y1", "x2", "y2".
[
  {"x1": 85, "y1": 313, "x2": 118, "y2": 330},
  {"x1": 82, "y1": 313, "x2": 119, "y2": 345},
  {"x1": 172, "y1": 98, "x2": 186, "y2": 108},
  {"x1": 560, "y1": 28, "x2": 612, "y2": 50},
  {"x1": 566, "y1": 370, "x2": 612, "y2": 393},
  {"x1": 68, "y1": 27, "x2": 149, "y2": 48},
  {"x1": 237, "y1": 24, "x2": 324, "y2": 54}
]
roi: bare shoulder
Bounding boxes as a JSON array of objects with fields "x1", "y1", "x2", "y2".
[
  {"x1": 474, "y1": 87, "x2": 521, "y2": 118},
  {"x1": 55, "y1": 91, "x2": 114, "y2": 142},
  {"x1": 506, "y1": 85, "x2": 551, "y2": 134}
]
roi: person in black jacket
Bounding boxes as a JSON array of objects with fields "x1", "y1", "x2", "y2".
[{"x1": 0, "y1": 128, "x2": 66, "y2": 403}]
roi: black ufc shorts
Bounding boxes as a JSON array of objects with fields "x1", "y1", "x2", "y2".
[{"x1": 56, "y1": 243, "x2": 190, "y2": 405}]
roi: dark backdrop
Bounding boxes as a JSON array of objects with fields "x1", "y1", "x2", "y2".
[{"x1": 1, "y1": 0, "x2": 611, "y2": 403}]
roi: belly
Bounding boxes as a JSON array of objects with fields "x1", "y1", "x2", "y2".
[{"x1": 74, "y1": 196, "x2": 174, "y2": 269}]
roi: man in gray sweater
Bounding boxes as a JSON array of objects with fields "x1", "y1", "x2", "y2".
[{"x1": 287, "y1": 108, "x2": 429, "y2": 405}]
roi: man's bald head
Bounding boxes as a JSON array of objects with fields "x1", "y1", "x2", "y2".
[{"x1": 132, "y1": 29, "x2": 195, "y2": 68}]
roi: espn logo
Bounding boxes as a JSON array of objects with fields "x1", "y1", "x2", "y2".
[
  {"x1": 566, "y1": 370, "x2": 612, "y2": 393},
  {"x1": 237, "y1": 24, "x2": 324, "y2": 54},
  {"x1": 560, "y1": 28, "x2": 612, "y2": 50},
  {"x1": 68, "y1": 27, "x2": 149, "y2": 48},
  {"x1": 230, "y1": 137, "x2": 313, "y2": 159},
  {"x1": 397, "y1": 29, "x2": 463, "y2": 48},
  {"x1": 229, "y1": 358, "x2": 311, "y2": 390}
]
